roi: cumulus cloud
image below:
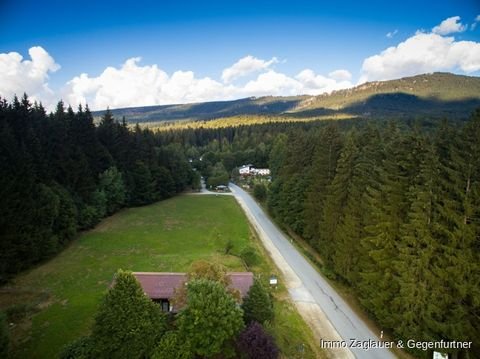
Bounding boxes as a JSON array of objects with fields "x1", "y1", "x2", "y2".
[
  {"x1": 221, "y1": 55, "x2": 278, "y2": 83},
  {"x1": 359, "y1": 31, "x2": 480, "y2": 83},
  {"x1": 62, "y1": 56, "x2": 353, "y2": 110},
  {"x1": 472, "y1": 15, "x2": 480, "y2": 30},
  {"x1": 63, "y1": 57, "x2": 236, "y2": 110},
  {"x1": 386, "y1": 29, "x2": 398, "y2": 38},
  {"x1": 0, "y1": 46, "x2": 60, "y2": 106},
  {"x1": 296, "y1": 70, "x2": 353, "y2": 95},
  {"x1": 432, "y1": 16, "x2": 466, "y2": 35},
  {"x1": 328, "y1": 69, "x2": 352, "y2": 81}
]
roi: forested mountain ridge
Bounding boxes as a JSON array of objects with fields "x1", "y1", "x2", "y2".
[
  {"x1": 292, "y1": 72, "x2": 480, "y2": 119},
  {"x1": 93, "y1": 72, "x2": 480, "y2": 124}
]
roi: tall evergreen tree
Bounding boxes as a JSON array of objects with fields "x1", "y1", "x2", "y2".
[{"x1": 90, "y1": 270, "x2": 166, "y2": 358}]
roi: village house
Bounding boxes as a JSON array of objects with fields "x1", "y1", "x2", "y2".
[
  {"x1": 239, "y1": 164, "x2": 271, "y2": 177},
  {"x1": 252, "y1": 168, "x2": 271, "y2": 176},
  {"x1": 132, "y1": 272, "x2": 254, "y2": 312},
  {"x1": 239, "y1": 164, "x2": 254, "y2": 175}
]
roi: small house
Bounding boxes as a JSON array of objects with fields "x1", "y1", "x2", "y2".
[
  {"x1": 239, "y1": 164, "x2": 254, "y2": 176},
  {"x1": 132, "y1": 272, "x2": 254, "y2": 312}
]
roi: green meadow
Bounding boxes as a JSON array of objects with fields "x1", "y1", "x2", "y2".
[{"x1": 1, "y1": 195, "x2": 322, "y2": 358}]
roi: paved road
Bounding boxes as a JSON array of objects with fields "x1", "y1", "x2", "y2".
[{"x1": 229, "y1": 183, "x2": 397, "y2": 359}]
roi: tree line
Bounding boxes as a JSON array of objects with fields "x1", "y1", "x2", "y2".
[
  {"x1": 267, "y1": 114, "x2": 480, "y2": 357},
  {"x1": 0, "y1": 95, "x2": 195, "y2": 282},
  {"x1": 157, "y1": 113, "x2": 479, "y2": 357}
]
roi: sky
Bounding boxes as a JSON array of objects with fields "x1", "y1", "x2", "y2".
[{"x1": 0, "y1": 0, "x2": 479, "y2": 111}]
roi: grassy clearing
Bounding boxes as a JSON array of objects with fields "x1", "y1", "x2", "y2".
[{"x1": 2, "y1": 195, "x2": 321, "y2": 358}]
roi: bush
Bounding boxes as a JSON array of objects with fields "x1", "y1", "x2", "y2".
[
  {"x1": 240, "y1": 246, "x2": 259, "y2": 267},
  {"x1": 224, "y1": 238, "x2": 234, "y2": 254},
  {"x1": 237, "y1": 321, "x2": 279, "y2": 359},
  {"x1": 253, "y1": 183, "x2": 267, "y2": 201},
  {"x1": 152, "y1": 331, "x2": 193, "y2": 359},
  {"x1": 59, "y1": 336, "x2": 92, "y2": 359}
]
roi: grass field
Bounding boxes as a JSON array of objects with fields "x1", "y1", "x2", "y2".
[{"x1": 1, "y1": 195, "x2": 322, "y2": 358}]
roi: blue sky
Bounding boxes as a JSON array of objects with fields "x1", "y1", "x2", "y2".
[{"x1": 0, "y1": 0, "x2": 479, "y2": 110}]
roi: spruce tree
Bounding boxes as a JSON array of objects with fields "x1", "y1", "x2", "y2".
[
  {"x1": 242, "y1": 279, "x2": 274, "y2": 324},
  {"x1": 90, "y1": 270, "x2": 166, "y2": 358}
]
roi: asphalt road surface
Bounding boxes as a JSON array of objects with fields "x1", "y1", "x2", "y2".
[{"x1": 229, "y1": 183, "x2": 397, "y2": 359}]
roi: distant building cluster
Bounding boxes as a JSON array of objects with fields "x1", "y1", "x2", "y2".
[{"x1": 239, "y1": 164, "x2": 271, "y2": 177}]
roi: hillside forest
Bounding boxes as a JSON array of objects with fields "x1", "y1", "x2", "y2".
[
  {"x1": 156, "y1": 111, "x2": 480, "y2": 358},
  {"x1": 0, "y1": 92, "x2": 479, "y2": 358}
]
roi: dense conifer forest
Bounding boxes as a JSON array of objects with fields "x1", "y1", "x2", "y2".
[
  {"x1": 156, "y1": 111, "x2": 480, "y2": 357},
  {"x1": 1, "y1": 92, "x2": 479, "y2": 357},
  {"x1": 0, "y1": 95, "x2": 196, "y2": 282}
]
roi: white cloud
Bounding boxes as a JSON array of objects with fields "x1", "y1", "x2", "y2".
[
  {"x1": 0, "y1": 46, "x2": 60, "y2": 106},
  {"x1": 359, "y1": 32, "x2": 480, "y2": 83},
  {"x1": 296, "y1": 69, "x2": 353, "y2": 95},
  {"x1": 221, "y1": 55, "x2": 278, "y2": 83},
  {"x1": 472, "y1": 15, "x2": 480, "y2": 30},
  {"x1": 432, "y1": 16, "x2": 466, "y2": 35},
  {"x1": 328, "y1": 69, "x2": 352, "y2": 81},
  {"x1": 63, "y1": 57, "x2": 236, "y2": 110},
  {"x1": 386, "y1": 29, "x2": 398, "y2": 38},
  {"x1": 62, "y1": 57, "x2": 354, "y2": 110}
]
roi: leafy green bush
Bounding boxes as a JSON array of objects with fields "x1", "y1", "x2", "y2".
[
  {"x1": 253, "y1": 183, "x2": 267, "y2": 201},
  {"x1": 59, "y1": 336, "x2": 92, "y2": 359},
  {"x1": 152, "y1": 331, "x2": 193, "y2": 359},
  {"x1": 240, "y1": 246, "x2": 259, "y2": 267}
]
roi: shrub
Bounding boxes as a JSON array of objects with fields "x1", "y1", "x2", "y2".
[
  {"x1": 237, "y1": 321, "x2": 279, "y2": 359},
  {"x1": 152, "y1": 331, "x2": 193, "y2": 359},
  {"x1": 59, "y1": 336, "x2": 92, "y2": 359},
  {"x1": 240, "y1": 246, "x2": 259, "y2": 267},
  {"x1": 253, "y1": 183, "x2": 267, "y2": 201}
]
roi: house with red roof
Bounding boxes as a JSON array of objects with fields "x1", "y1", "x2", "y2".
[{"x1": 132, "y1": 272, "x2": 254, "y2": 313}]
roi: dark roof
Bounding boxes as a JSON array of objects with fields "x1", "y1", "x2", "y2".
[
  {"x1": 228, "y1": 272, "x2": 254, "y2": 298},
  {"x1": 132, "y1": 272, "x2": 254, "y2": 300}
]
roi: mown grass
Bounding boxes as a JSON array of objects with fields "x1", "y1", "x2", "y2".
[{"x1": 2, "y1": 194, "x2": 321, "y2": 358}]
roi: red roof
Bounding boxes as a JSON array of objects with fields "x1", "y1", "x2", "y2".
[{"x1": 132, "y1": 272, "x2": 254, "y2": 299}]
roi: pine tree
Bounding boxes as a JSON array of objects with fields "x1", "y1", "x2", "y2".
[
  {"x1": 393, "y1": 142, "x2": 444, "y2": 343},
  {"x1": 303, "y1": 125, "x2": 342, "y2": 243},
  {"x1": 90, "y1": 270, "x2": 166, "y2": 358},
  {"x1": 319, "y1": 131, "x2": 359, "y2": 269},
  {"x1": 242, "y1": 279, "x2": 274, "y2": 324},
  {"x1": 357, "y1": 128, "x2": 418, "y2": 325}
]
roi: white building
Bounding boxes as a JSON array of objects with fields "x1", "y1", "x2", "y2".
[
  {"x1": 239, "y1": 164, "x2": 270, "y2": 177},
  {"x1": 239, "y1": 164, "x2": 254, "y2": 175},
  {"x1": 252, "y1": 168, "x2": 271, "y2": 176}
]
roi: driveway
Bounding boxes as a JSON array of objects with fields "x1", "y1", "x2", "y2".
[{"x1": 229, "y1": 183, "x2": 397, "y2": 359}]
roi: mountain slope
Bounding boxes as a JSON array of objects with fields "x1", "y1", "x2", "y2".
[
  {"x1": 291, "y1": 72, "x2": 480, "y2": 119},
  {"x1": 93, "y1": 72, "x2": 480, "y2": 123}
]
